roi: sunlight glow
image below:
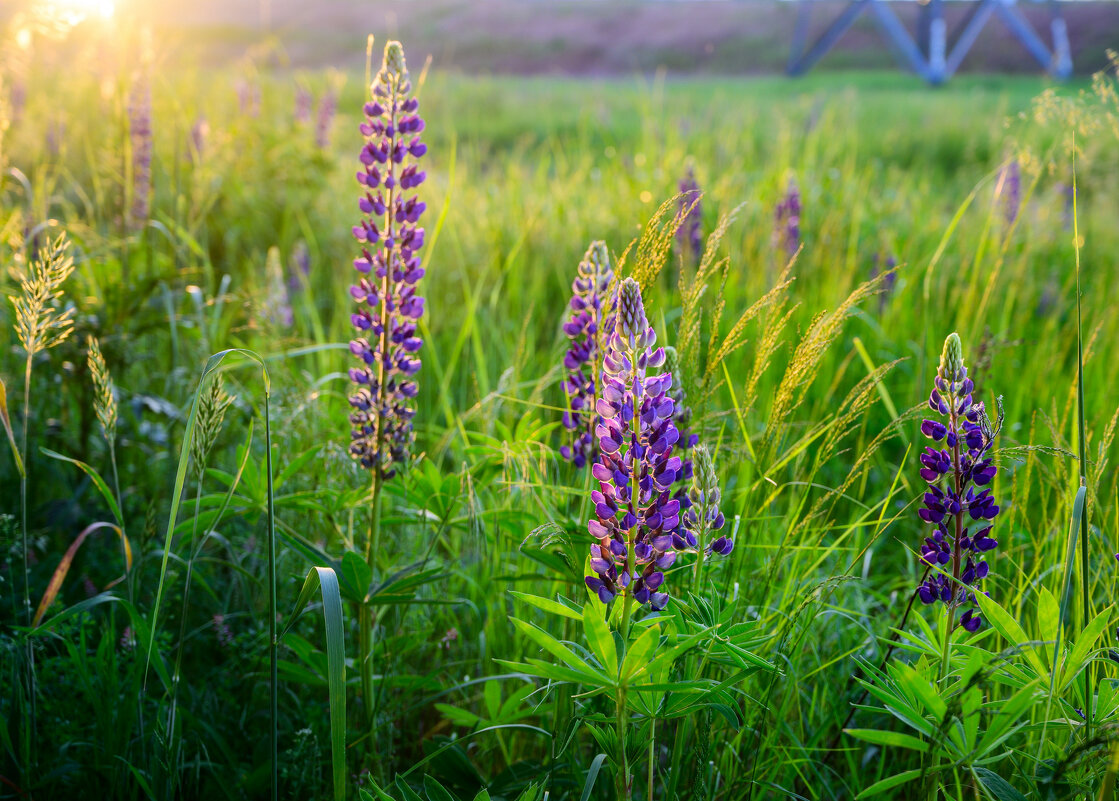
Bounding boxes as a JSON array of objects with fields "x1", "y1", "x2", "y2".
[{"x1": 37, "y1": 0, "x2": 115, "y2": 27}]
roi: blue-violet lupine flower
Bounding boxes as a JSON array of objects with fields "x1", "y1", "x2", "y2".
[
  {"x1": 774, "y1": 177, "x2": 801, "y2": 258},
  {"x1": 347, "y1": 41, "x2": 428, "y2": 479},
  {"x1": 916, "y1": 333, "x2": 1001, "y2": 632},
  {"x1": 678, "y1": 443, "x2": 731, "y2": 558},
  {"x1": 128, "y1": 73, "x2": 152, "y2": 229},
  {"x1": 585, "y1": 278, "x2": 681, "y2": 612},
  {"x1": 676, "y1": 168, "x2": 703, "y2": 266},
  {"x1": 560, "y1": 241, "x2": 614, "y2": 469}
]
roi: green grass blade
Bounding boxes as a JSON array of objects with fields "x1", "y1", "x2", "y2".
[{"x1": 282, "y1": 566, "x2": 347, "y2": 801}]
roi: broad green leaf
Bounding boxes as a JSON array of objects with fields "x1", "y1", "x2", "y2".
[
  {"x1": 845, "y1": 728, "x2": 930, "y2": 753},
  {"x1": 621, "y1": 622, "x2": 662, "y2": 681},
  {"x1": 510, "y1": 591, "x2": 582, "y2": 621},
  {"x1": 1060, "y1": 606, "x2": 1114, "y2": 692},
  {"x1": 341, "y1": 550, "x2": 373, "y2": 603},
  {"x1": 422, "y1": 776, "x2": 458, "y2": 801},
  {"x1": 1037, "y1": 587, "x2": 1059, "y2": 650},
  {"x1": 975, "y1": 592, "x2": 1048, "y2": 679},
  {"x1": 974, "y1": 767, "x2": 1029, "y2": 801},
  {"x1": 510, "y1": 619, "x2": 608, "y2": 684},
  {"x1": 855, "y1": 768, "x2": 924, "y2": 799},
  {"x1": 976, "y1": 680, "x2": 1040, "y2": 756},
  {"x1": 583, "y1": 602, "x2": 618, "y2": 676}
]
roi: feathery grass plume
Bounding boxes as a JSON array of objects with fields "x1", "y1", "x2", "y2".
[
  {"x1": 86, "y1": 336, "x2": 117, "y2": 443},
  {"x1": 917, "y1": 333, "x2": 1002, "y2": 632},
  {"x1": 762, "y1": 276, "x2": 883, "y2": 458},
  {"x1": 626, "y1": 194, "x2": 693, "y2": 290},
  {"x1": 10, "y1": 232, "x2": 74, "y2": 636},
  {"x1": 673, "y1": 202, "x2": 797, "y2": 418},
  {"x1": 774, "y1": 176, "x2": 801, "y2": 258},
  {"x1": 128, "y1": 70, "x2": 152, "y2": 230},
  {"x1": 190, "y1": 375, "x2": 235, "y2": 479},
  {"x1": 348, "y1": 40, "x2": 428, "y2": 479},
  {"x1": 585, "y1": 278, "x2": 680, "y2": 611},
  {"x1": 11, "y1": 233, "x2": 77, "y2": 360},
  {"x1": 560, "y1": 240, "x2": 614, "y2": 468},
  {"x1": 676, "y1": 167, "x2": 702, "y2": 267}
]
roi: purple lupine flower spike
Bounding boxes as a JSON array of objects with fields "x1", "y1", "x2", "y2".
[
  {"x1": 315, "y1": 88, "x2": 338, "y2": 150},
  {"x1": 870, "y1": 253, "x2": 898, "y2": 314},
  {"x1": 916, "y1": 333, "x2": 1002, "y2": 632},
  {"x1": 676, "y1": 168, "x2": 703, "y2": 266},
  {"x1": 584, "y1": 278, "x2": 680, "y2": 612},
  {"x1": 680, "y1": 444, "x2": 731, "y2": 557},
  {"x1": 128, "y1": 72, "x2": 152, "y2": 230},
  {"x1": 347, "y1": 40, "x2": 428, "y2": 480},
  {"x1": 774, "y1": 177, "x2": 801, "y2": 258},
  {"x1": 998, "y1": 158, "x2": 1021, "y2": 225},
  {"x1": 294, "y1": 84, "x2": 312, "y2": 124},
  {"x1": 560, "y1": 241, "x2": 614, "y2": 469},
  {"x1": 189, "y1": 117, "x2": 209, "y2": 165}
]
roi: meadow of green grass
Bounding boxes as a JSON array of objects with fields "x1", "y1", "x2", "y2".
[{"x1": 2, "y1": 16, "x2": 1119, "y2": 801}]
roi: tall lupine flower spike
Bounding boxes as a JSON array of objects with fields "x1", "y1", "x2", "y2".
[
  {"x1": 347, "y1": 40, "x2": 428, "y2": 479},
  {"x1": 676, "y1": 167, "x2": 703, "y2": 266},
  {"x1": 916, "y1": 333, "x2": 1003, "y2": 632},
  {"x1": 560, "y1": 241, "x2": 614, "y2": 469},
  {"x1": 585, "y1": 278, "x2": 681, "y2": 612},
  {"x1": 774, "y1": 177, "x2": 801, "y2": 258},
  {"x1": 128, "y1": 72, "x2": 152, "y2": 230},
  {"x1": 677, "y1": 444, "x2": 731, "y2": 558}
]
